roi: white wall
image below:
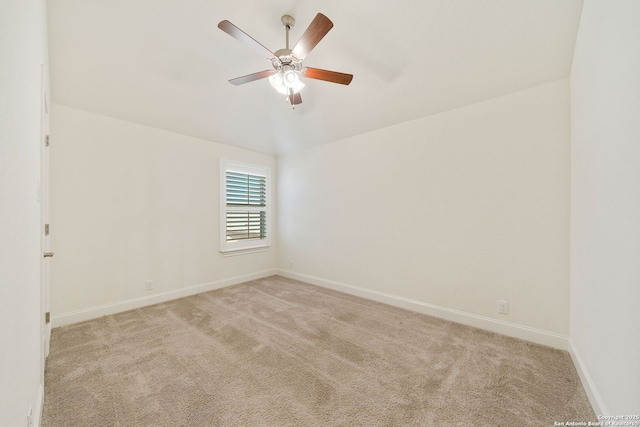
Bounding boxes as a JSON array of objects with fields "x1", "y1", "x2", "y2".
[
  {"x1": 278, "y1": 80, "x2": 570, "y2": 345},
  {"x1": 570, "y1": 0, "x2": 640, "y2": 415},
  {"x1": 0, "y1": 0, "x2": 49, "y2": 425},
  {"x1": 50, "y1": 105, "x2": 277, "y2": 324}
]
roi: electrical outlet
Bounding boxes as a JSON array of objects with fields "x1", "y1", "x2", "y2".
[
  {"x1": 145, "y1": 280, "x2": 153, "y2": 291},
  {"x1": 498, "y1": 300, "x2": 509, "y2": 315},
  {"x1": 289, "y1": 260, "x2": 294, "y2": 269},
  {"x1": 27, "y1": 406, "x2": 33, "y2": 427}
]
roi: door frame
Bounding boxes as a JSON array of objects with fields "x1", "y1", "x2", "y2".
[{"x1": 40, "y1": 64, "x2": 51, "y2": 361}]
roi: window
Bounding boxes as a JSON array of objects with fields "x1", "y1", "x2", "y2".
[{"x1": 220, "y1": 160, "x2": 271, "y2": 253}]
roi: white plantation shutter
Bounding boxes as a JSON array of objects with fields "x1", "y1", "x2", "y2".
[
  {"x1": 225, "y1": 171, "x2": 267, "y2": 241},
  {"x1": 220, "y1": 161, "x2": 270, "y2": 253}
]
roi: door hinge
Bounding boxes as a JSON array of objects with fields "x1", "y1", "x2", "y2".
[
  {"x1": 45, "y1": 312, "x2": 50, "y2": 324},
  {"x1": 45, "y1": 135, "x2": 50, "y2": 147},
  {"x1": 45, "y1": 224, "x2": 50, "y2": 236}
]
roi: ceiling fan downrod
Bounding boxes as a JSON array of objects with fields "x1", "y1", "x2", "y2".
[{"x1": 281, "y1": 15, "x2": 295, "y2": 50}]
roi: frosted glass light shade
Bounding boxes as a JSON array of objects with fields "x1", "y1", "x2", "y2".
[{"x1": 269, "y1": 71, "x2": 305, "y2": 95}]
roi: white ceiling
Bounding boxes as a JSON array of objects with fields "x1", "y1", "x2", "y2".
[{"x1": 48, "y1": 0, "x2": 584, "y2": 155}]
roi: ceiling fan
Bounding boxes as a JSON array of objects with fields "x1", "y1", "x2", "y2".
[{"x1": 218, "y1": 13, "x2": 353, "y2": 109}]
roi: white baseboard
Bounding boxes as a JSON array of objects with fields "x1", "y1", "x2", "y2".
[
  {"x1": 52, "y1": 269, "x2": 278, "y2": 327},
  {"x1": 34, "y1": 383, "x2": 43, "y2": 427},
  {"x1": 278, "y1": 270, "x2": 569, "y2": 350},
  {"x1": 568, "y1": 339, "x2": 607, "y2": 415},
  {"x1": 52, "y1": 267, "x2": 570, "y2": 348}
]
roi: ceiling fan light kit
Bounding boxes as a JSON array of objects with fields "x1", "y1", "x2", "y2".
[
  {"x1": 269, "y1": 66, "x2": 305, "y2": 96},
  {"x1": 218, "y1": 13, "x2": 353, "y2": 109}
]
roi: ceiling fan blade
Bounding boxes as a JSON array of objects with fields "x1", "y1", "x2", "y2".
[
  {"x1": 229, "y1": 70, "x2": 276, "y2": 86},
  {"x1": 302, "y1": 67, "x2": 353, "y2": 85},
  {"x1": 291, "y1": 13, "x2": 333, "y2": 60},
  {"x1": 218, "y1": 20, "x2": 275, "y2": 59}
]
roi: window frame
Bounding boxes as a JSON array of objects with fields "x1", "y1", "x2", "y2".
[{"x1": 220, "y1": 159, "x2": 271, "y2": 255}]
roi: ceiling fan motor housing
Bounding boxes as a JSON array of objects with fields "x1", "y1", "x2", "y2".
[{"x1": 272, "y1": 49, "x2": 302, "y2": 72}]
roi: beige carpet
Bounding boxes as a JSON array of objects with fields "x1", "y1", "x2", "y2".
[{"x1": 42, "y1": 275, "x2": 595, "y2": 426}]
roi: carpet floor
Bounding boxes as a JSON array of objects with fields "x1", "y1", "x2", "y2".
[{"x1": 42, "y1": 275, "x2": 595, "y2": 426}]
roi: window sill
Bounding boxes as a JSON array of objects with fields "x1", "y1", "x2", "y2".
[{"x1": 220, "y1": 246, "x2": 270, "y2": 257}]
